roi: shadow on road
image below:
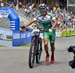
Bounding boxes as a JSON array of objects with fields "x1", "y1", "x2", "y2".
[{"x1": 33, "y1": 60, "x2": 66, "y2": 68}]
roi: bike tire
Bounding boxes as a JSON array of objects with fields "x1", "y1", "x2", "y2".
[
  {"x1": 29, "y1": 38, "x2": 36, "y2": 68},
  {"x1": 36, "y1": 38, "x2": 42, "y2": 63}
]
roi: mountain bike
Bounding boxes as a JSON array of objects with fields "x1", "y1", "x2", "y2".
[
  {"x1": 29, "y1": 28, "x2": 42, "y2": 68},
  {"x1": 29, "y1": 27, "x2": 52, "y2": 68}
]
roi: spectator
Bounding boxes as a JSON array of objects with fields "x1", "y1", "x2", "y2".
[
  {"x1": 0, "y1": 2, "x2": 4, "y2": 7},
  {"x1": 9, "y1": 2, "x2": 14, "y2": 8}
]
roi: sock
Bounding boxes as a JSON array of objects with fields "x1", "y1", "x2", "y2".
[{"x1": 51, "y1": 51, "x2": 54, "y2": 60}]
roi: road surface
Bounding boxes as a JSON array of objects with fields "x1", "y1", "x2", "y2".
[{"x1": 0, "y1": 37, "x2": 75, "y2": 73}]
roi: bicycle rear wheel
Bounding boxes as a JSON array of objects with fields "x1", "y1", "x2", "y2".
[{"x1": 29, "y1": 38, "x2": 36, "y2": 68}]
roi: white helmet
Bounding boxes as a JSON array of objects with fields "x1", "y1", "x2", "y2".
[{"x1": 39, "y1": 3, "x2": 47, "y2": 13}]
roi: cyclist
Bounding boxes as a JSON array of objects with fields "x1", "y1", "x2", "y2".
[{"x1": 21, "y1": 3, "x2": 57, "y2": 63}]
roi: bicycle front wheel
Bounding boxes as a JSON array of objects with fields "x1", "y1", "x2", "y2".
[
  {"x1": 36, "y1": 38, "x2": 42, "y2": 63},
  {"x1": 29, "y1": 38, "x2": 36, "y2": 68}
]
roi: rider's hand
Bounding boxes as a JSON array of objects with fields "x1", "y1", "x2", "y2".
[
  {"x1": 49, "y1": 29, "x2": 52, "y2": 32},
  {"x1": 20, "y1": 25, "x2": 26, "y2": 31}
]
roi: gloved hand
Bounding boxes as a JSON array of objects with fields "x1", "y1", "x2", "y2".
[
  {"x1": 20, "y1": 25, "x2": 26, "y2": 31},
  {"x1": 49, "y1": 29, "x2": 52, "y2": 32}
]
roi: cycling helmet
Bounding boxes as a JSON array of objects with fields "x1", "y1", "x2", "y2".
[{"x1": 39, "y1": 3, "x2": 47, "y2": 13}]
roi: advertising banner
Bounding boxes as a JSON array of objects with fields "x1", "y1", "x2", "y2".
[{"x1": 12, "y1": 30, "x2": 32, "y2": 46}]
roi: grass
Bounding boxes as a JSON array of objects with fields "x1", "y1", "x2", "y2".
[
  {"x1": 0, "y1": 45, "x2": 4, "y2": 47},
  {"x1": 5, "y1": 39, "x2": 12, "y2": 41},
  {"x1": 0, "y1": 44, "x2": 31, "y2": 47},
  {"x1": 19, "y1": 44, "x2": 31, "y2": 47}
]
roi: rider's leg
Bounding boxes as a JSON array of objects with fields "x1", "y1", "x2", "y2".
[
  {"x1": 50, "y1": 43, "x2": 55, "y2": 63},
  {"x1": 43, "y1": 32, "x2": 50, "y2": 62},
  {"x1": 49, "y1": 30, "x2": 56, "y2": 63},
  {"x1": 44, "y1": 38, "x2": 49, "y2": 62}
]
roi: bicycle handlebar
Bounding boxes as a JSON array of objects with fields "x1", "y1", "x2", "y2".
[{"x1": 32, "y1": 29, "x2": 52, "y2": 33}]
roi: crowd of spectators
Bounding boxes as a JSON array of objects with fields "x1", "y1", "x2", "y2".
[
  {"x1": 51, "y1": 6, "x2": 75, "y2": 31},
  {"x1": 17, "y1": 3, "x2": 75, "y2": 32},
  {"x1": 1, "y1": 1, "x2": 75, "y2": 32}
]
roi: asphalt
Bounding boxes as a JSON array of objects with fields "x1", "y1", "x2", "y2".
[{"x1": 0, "y1": 37, "x2": 75, "y2": 73}]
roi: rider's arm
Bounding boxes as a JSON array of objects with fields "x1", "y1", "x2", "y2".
[
  {"x1": 51, "y1": 17, "x2": 57, "y2": 29},
  {"x1": 25, "y1": 18, "x2": 37, "y2": 28}
]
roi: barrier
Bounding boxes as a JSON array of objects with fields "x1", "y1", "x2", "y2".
[
  {"x1": 0, "y1": 8, "x2": 32, "y2": 46},
  {"x1": 12, "y1": 30, "x2": 32, "y2": 46},
  {"x1": 56, "y1": 31, "x2": 62, "y2": 37},
  {"x1": 61, "y1": 29, "x2": 75, "y2": 37}
]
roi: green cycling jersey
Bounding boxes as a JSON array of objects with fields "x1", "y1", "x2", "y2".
[{"x1": 34, "y1": 12, "x2": 56, "y2": 43}]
